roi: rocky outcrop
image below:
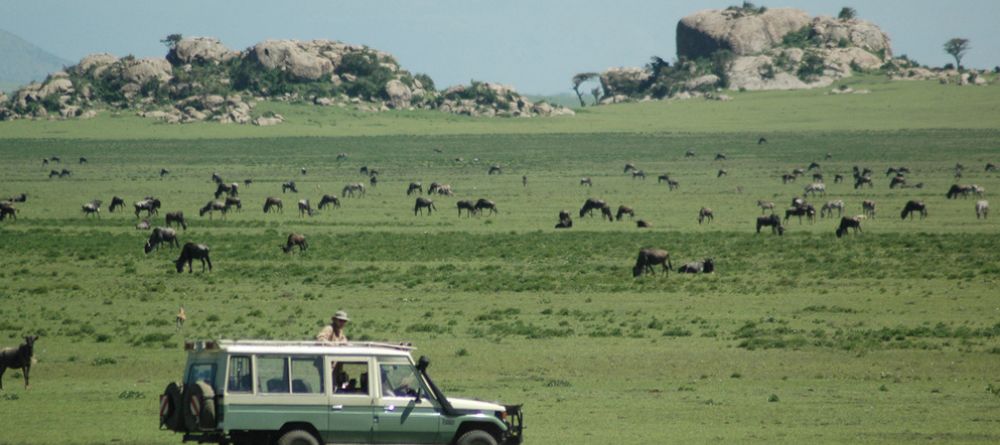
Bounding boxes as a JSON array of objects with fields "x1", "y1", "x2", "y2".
[
  {"x1": 74, "y1": 53, "x2": 117, "y2": 76},
  {"x1": 168, "y1": 37, "x2": 239, "y2": 65},
  {"x1": 677, "y1": 8, "x2": 811, "y2": 58},
  {"x1": 251, "y1": 40, "x2": 335, "y2": 81},
  {"x1": 437, "y1": 82, "x2": 574, "y2": 117},
  {"x1": 121, "y1": 58, "x2": 173, "y2": 84},
  {"x1": 810, "y1": 16, "x2": 891, "y2": 56},
  {"x1": 600, "y1": 68, "x2": 651, "y2": 98}
]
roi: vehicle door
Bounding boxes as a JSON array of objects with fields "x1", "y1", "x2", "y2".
[
  {"x1": 371, "y1": 357, "x2": 442, "y2": 444},
  {"x1": 326, "y1": 356, "x2": 376, "y2": 443}
]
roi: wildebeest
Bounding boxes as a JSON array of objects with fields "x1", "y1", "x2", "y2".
[
  {"x1": 0, "y1": 335, "x2": 37, "y2": 389},
  {"x1": 792, "y1": 168, "x2": 805, "y2": 177},
  {"x1": 804, "y1": 182, "x2": 826, "y2": 196},
  {"x1": 282, "y1": 233, "x2": 308, "y2": 253},
  {"x1": 199, "y1": 200, "x2": 228, "y2": 219},
  {"x1": 42, "y1": 158, "x2": 48, "y2": 166},
  {"x1": 336, "y1": 152, "x2": 348, "y2": 161},
  {"x1": 475, "y1": 199, "x2": 497, "y2": 216},
  {"x1": 522, "y1": 175, "x2": 527, "y2": 187},
  {"x1": 808, "y1": 162, "x2": 820, "y2": 171},
  {"x1": 785, "y1": 205, "x2": 816, "y2": 224},
  {"x1": 0, "y1": 203, "x2": 17, "y2": 221},
  {"x1": 48, "y1": 170, "x2": 60, "y2": 178},
  {"x1": 657, "y1": 175, "x2": 678, "y2": 190},
  {"x1": 900, "y1": 200, "x2": 927, "y2": 220},
  {"x1": 82, "y1": 200, "x2": 101, "y2": 218},
  {"x1": 263, "y1": 197, "x2": 283, "y2": 213},
  {"x1": 633, "y1": 248, "x2": 672, "y2": 277},
  {"x1": 820, "y1": 200, "x2": 845, "y2": 218},
  {"x1": 616, "y1": 205, "x2": 634, "y2": 221},
  {"x1": 946, "y1": 184, "x2": 973, "y2": 199},
  {"x1": 758, "y1": 137, "x2": 768, "y2": 145},
  {"x1": 756, "y1": 214, "x2": 785, "y2": 235},
  {"x1": 456, "y1": 200, "x2": 476, "y2": 217},
  {"x1": 175, "y1": 243, "x2": 212, "y2": 273},
  {"x1": 297, "y1": 199, "x2": 314, "y2": 217},
  {"x1": 414, "y1": 197, "x2": 436, "y2": 215},
  {"x1": 318, "y1": 195, "x2": 341, "y2": 210},
  {"x1": 986, "y1": 163, "x2": 998, "y2": 172},
  {"x1": 134, "y1": 198, "x2": 161, "y2": 218},
  {"x1": 224, "y1": 197, "x2": 242, "y2": 212},
  {"x1": 214, "y1": 182, "x2": 238, "y2": 199},
  {"x1": 684, "y1": 150, "x2": 695, "y2": 158},
  {"x1": 50, "y1": 156, "x2": 60, "y2": 163},
  {"x1": 108, "y1": 196, "x2": 125, "y2": 212},
  {"x1": 359, "y1": 166, "x2": 369, "y2": 175},
  {"x1": 889, "y1": 175, "x2": 907, "y2": 189},
  {"x1": 717, "y1": 169, "x2": 727, "y2": 178},
  {"x1": 976, "y1": 200, "x2": 989, "y2": 219},
  {"x1": 407, "y1": 182, "x2": 423, "y2": 195},
  {"x1": 885, "y1": 167, "x2": 910, "y2": 177},
  {"x1": 7, "y1": 193, "x2": 26, "y2": 203},
  {"x1": 244, "y1": 179, "x2": 253, "y2": 187},
  {"x1": 580, "y1": 177, "x2": 593, "y2": 187},
  {"x1": 370, "y1": 175, "x2": 378, "y2": 188},
  {"x1": 79, "y1": 157, "x2": 87, "y2": 164},
  {"x1": 757, "y1": 200, "x2": 775, "y2": 214},
  {"x1": 60, "y1": 169, "x2": 71, "y2": 178},
  {"x1": 579, "y1": 198, "x2": 612, "y2": 221},
  {"x1": 136, "y1": 219, "x2": 151, "y2": 230},
  {"x1": 854, "y1": 175, "x2": 873, "y2": 189},
  {"x1": 555, "y1": 210, "x2": 573, "y2": 229},
  {"x1": 145, "y1": 227, "x2": 180, "y2": 253},
  {"x1": 862, "y1": 200, "x2": 876, "y2": 219},
  {"x1": 160, "y1": 168, "x2": 170, "y2": 177},
  {"x1": 781, "y1": 174, "x2": 796, "y2": 184},
  {"x1": 282, "y1": 181, "x2": 298, "y2": 193},
  {"x1": 632, "y1": 170, "x2": 646, "y2": 180},
  {"x1": 301, "y1": 167, "x2": 307, "y2": 176},
  {"x1": 812, "y1": 173, "x2": 823, "y2": 183},
  {"x1": 636, "y1": 219, "x2": 651, "y2": 228},
  {"x1": 624, "y1": 163, "x2": 637, "y2": 174},
  {"x1": 698, "y1": 207, "x2": 714, "y2": 224},
  {"x1": 211, "y1": 172, "x2": 223, "y2": 184},
  {"x1": 488, "y1": 164, "x2": 502, "y2": 175},
  {"x1": 678, "y1": 258, "x2": 715, "y2": 273},
  {"x1": 342, "y1": 183, "x2": 366, "y2": 197},
  {"x1": 166, "y1": 211, "x2": 187, "y2": 230},
  {"x1": 834, "y1": 174, "x2": 845, "y2": 184},
  {"x1": 715, "y1": 153, "x2": 726, "y2": 161},
  {"x1": 835, "y1": 216, "x2": 863, "y2": 238}
]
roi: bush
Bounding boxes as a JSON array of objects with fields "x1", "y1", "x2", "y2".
[
  {"x1": 783, "y1": 26, "x2": 817, "y2": 49},
  {"x1": 797, "y1": 52, "x2": 826, "y2": 81}
]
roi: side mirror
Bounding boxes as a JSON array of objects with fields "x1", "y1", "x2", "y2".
[{"x1": 416, "y1": 355, "x2": 430, "y2": 372}]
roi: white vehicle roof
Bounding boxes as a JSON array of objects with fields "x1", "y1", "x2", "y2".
[{"x1": 188, "y1": 340, "x2": 415, "y2": 358}]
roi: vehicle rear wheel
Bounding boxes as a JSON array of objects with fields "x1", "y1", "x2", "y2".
[
  {"x1": 277, "y1": 430, "x2": 319, "y2": 445},
  {"x1": 456, "y1": 429, "x2": 498, "y2": 445}
]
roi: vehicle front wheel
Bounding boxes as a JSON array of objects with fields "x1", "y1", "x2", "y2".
[
  {"x1": 277, "y1": 430, "x2": 319, "y2": 445},
  {"x1": 456, "y1": 429, "x2": 498, "y2": 445}
]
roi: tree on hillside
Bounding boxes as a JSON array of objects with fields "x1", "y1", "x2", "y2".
[
  {"x1": 572, "y1": 72, "x2": 598, "y2": 107},
  {"x1": 160, "y1": 34, "x2": 183, "y2": 50},
  {"x1": 838, "y1": 7, "x2": 857, "y2": 20},
  {"x1": 943, "y1": 38, "x2": 971, "y2": 70}
]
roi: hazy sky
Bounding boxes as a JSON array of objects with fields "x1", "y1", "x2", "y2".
[{"x1": 2, "y1": 0, "x2": 997, "y2": 94}]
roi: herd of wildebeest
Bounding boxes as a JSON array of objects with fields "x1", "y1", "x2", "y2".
[{"x1": 0, "y1": 151, "x2": 994, "y2": 279}]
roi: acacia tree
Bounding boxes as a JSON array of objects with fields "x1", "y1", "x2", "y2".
[
  {"x1": 944, "y1": 38, "x2": 971, "y2": 70},
  {"x1": 838, "y1": 7, "x2": 857, "y2": 20},
  {"x1": 160, "y1": 34, "x2": 183, "y2": 50},
  {"x1": 572, "y1": 72, "x2": 598, "y2": 107}
]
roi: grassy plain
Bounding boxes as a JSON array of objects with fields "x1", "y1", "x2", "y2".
[{"x1": 1, "y1": 78, "x2": 1000, "y2": 444}]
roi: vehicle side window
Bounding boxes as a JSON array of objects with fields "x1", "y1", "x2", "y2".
[
  {"x1": 227, "y1": 355, "x2": 252, "y2": 393},
  {"x1": 291, "y1": 356, "x2": 324, "y2": 394},
  {"x1": 332, "y1": 361, "x2": 370, "y2": 395},
  {"x1": 187, "y1": 363, "x2": 216, "y2": 389},
  {"x1": 379, "y1": 363, "x2": 423, "y2": 398},
  {"x1": 258, "y1": 356, "x2": 289, "y2": 394}
]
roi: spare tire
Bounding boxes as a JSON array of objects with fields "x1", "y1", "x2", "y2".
[
  {"x1": 182, "y1": 382, "x2": 217, "y2": 431},
  {"x1": 161, "y1": 382, "x2": 184, "y2": 431}
]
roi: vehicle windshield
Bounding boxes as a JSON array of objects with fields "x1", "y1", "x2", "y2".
[
  {"x1": 187, "y1": 363, "x2": 216, "y2": 389},
  {"x1": 379, "y1": 361, "x2": 432, "y2": 399}
]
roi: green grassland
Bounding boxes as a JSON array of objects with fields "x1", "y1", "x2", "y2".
[{"x1": 1, "y1": 78, "x2": 1000, "y2": 444}]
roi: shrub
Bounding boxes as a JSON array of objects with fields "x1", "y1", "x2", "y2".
[
  {"x1": 782, "y1": 26, "x2": 817, "y2": 49},
  {"x1": 797, "y1": 52, "x2": 826, "y2": 81}
]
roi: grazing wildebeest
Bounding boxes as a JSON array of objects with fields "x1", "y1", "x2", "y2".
[
  {"x1": 82, "y1": 200, "x2": 101, "y2": 217},
  {"x1": 263, "y1": 197, "x2": 283, "y2": 214},
  {"x1": 134, "y1": 198, "x2": 161, "y2": 218},
  {"x1": 624, "y1": 163, "x2": 637, "y2": 174},
  {"x1": 488, "y1": 164, "x2": 502, "y2": 175},
  {"x1": 685, "y1": 150, "x2": 695, "y2": 158},
  {"x1": 854, "y1": 175, "x2": 873, "y2": 189},
  {"x1": 757, "y1": 200, "x2": 775, "y2": 214},
  {"x1": 636, "y1": 219, "x2": 651, "y2": 228},
  {"x1": 108, "y1": 196, "x2": 125, "y2": 212},
  {"x1": 145, "y1": 227, "x2": 180, "y2": 253},
  {"x1": 756, "y1": 214, "x2": 785, "y2": 235},
  {"x1": 679, "y1": 258, "x2": 715, "y2": 273},
  {"x1": 835, "y1": 216, "x2": 863, "y2": 238},
  {"x1": 812, "y1": 173, "x2": 823, "y2": 183},
  {"x1": 282, "y1": 233, "x2": 308, "y2": 253},
  {"x1": 336, "y1": 152, "x2": 348, "y2": 161},
  {"x1": 834, "y1": 174, "x2": 845, "y2": 184},
  {"x1": 792, "y1": 168, "x2": 805, "y2": 177},
  {"x1": 785, "y1": 205, "x2": 816, "y2": 224},
  {"x1": 212, "y1": 172, "x2": 223, "y2": 184},
  {"x1": 475, "y1": 199, "x2": 498, "y2": 216},
  {"x1": 434, "y1": 184, "x2": 453, "y2": 196},
  {"x1": 900, "y1": 200, "x2": 927, "y2": 220},
  {"x1": 165, "y1": 211, "x2": 187, "y2": 230},
  {"x1": 781, "y1": 174, "x2": 796, "y2": 184},
  {"x1": 946, "y1": 184, "x2": 973, "y2": 199},
  {"x1": 7, "y1": 193, "x2": 27, "y2": 203},
  {"x1": 698, "y1": 207, "x2": 714, "y2": 224},
  {"x1": 368, "y1": 169, "x2": 380, "y2": 177},
  {"x1": 407, "y1": 182, "x2": 423, "y2": 195},
  {"x1": 0, "y1": 335, "x2": 37, "y2": 389},
  {"x1": 889, "y1": 175, "x2": 907, "y2": 189},
  {"x1": 632, "y1": 170, "x2": 646, "y2": 180},
  {"x1": 715, "y1": 153, "x2": 726, "y2": 161},
  {"x1": 244, "y1": 179, "x2": 253, "y2": 188},
  {"x1": 224, "y1": 197, "x2": 242, "y2": 212},
  {"x1": 370, "y1": 175, "x2": 378, "y2": 188},
  {"x1": 359, "y1": 166, "x2": 369, "y2": 175},
  {"x1": 717, "y1": 169, "x2": 727, "y2": 178},
  {"x1": 580, "y1": 177, "x2": 593, "y2": 187},
  {"x1": 665, "y1": 178, "x2": 679, "y2": 190},
  {"x1": 318, "y1": 195, "x2": 341, "y2": 210},
  {"x1": 427, "y1": 182, "x2": 443, "y2": 194},
  {"x1": 657, "y1": 174, "x2": 670, "y2": 184},
  {"x1": 555, "y1": 210, "x2": 573, "y2": 229},
  {"x1": 50, "y1": 156, "x2": 60, "y2": 163},
  {"x1": 42, "y1": 158, "x2": 48, "y2": 167},
  {"x1": 175, "y1": 243, "x2": 212, "y2": 273},
  {"x1": 160, "y1": 168, "x2": 170, "y2": 177},
  {"x1": 79, "y1": 157, "x2": 87, "y2": 164},
  {"x1": 456, "y1": 200, "x2": 476, "y2": 217},
  {"x1": 48, "y1": 169, "x2": 60, "y2": 178},
  {"x1": 342, "y1": 183, "x2": 366, "y2": 197},
  {"x1": 862, "y1": 200, "x2": 876, "y2": 219},
  {"x1": 758, "y1": 137, "x2": 768, "y2": 145},
  {"x1": 820, "y1": 200, "x2": 845, "y2": 218},
  {"x1": 0, "y1": 203, "x2": 17, "y2": 221},
  {"x1": 298, "y1": 199, "x2": 314, "y2": 217},
  {"x1": 282, "y1": 181, "x2": 298, "y2": 193},
  {"x1": 59, "y1": 169, "x2": 71, "y2": 178},
  {"x1": 199, "y1": 200, "x2": 228, "y2": 219},
  {"x1": 414, "y1": 197, "x2": 436, "y2": 215},
  {"x1": 804, "y1": 182, "x2": 826, "y2": 196},
  {"x1": 986, "y1": 163, "x2": 998, "y2": 172},
  {"x1": 136, "y1": 219, "x2": 151, "y2": 230},
  {"x1": 579, "y1": 198, "x2": 612, "y2": 221},
  {"x1": 214, "y1": 182, "x2": 239, "y2": 199},
  {"x1": 976, "y1": 200, "x2": 989, "y2": 219},
  {"x1": 808, "y1": 162, "x2": 820, "y2": 171},
  {"x1": 301, "y1": 167, "x2": 307, "y2": 176},
  {"x1": 633, "y1": 248, "x2": 672, "y2": 277},
  {"x1": 791, "y1": 197, "x2": 805, "y2": 209},
  {"x1": 616, "y1": 205, "x2": 635, "y2": 221}
]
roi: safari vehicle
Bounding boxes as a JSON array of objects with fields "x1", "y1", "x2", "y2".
[{"x1": 160, "y1": 340, "x2": 523, "y2": 445}]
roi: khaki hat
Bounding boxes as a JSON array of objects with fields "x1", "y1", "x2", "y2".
[{"x1": 332, "y1": 311, "x2": 350, "y2": 322}]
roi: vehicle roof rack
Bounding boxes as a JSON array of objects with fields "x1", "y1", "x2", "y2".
[{"x1": 215, "y1": 339, "x2": 416, "y2": 351}]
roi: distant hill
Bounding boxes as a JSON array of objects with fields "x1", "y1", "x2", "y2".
[{"x1": 0, "y1": 29, "x2": 71, "y2": 90}]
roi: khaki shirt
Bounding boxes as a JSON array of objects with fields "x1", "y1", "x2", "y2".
[{"x1": 316, "y1": 325, "x2": 347, "y2": 343}]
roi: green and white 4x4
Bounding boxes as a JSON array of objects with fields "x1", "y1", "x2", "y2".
[{"x1": 160, "y1": 340, "x2": 523, "y2": 445}]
